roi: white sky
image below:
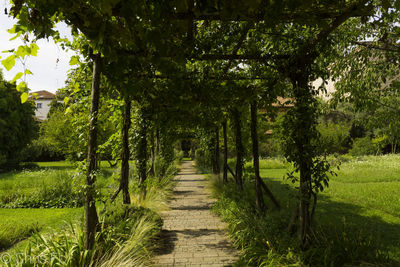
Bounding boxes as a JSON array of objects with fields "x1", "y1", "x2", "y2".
[{"x1": 0, "y1": 3, "x2": 76, "y2": 94}]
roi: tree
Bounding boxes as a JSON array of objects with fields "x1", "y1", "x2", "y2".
[{"x1": 0, "y1": 75, "x2": 37, "y2": 170}]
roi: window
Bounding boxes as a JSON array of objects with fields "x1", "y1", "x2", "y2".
[{"x1": 37, "y1": 103, "x2": 42, "y2": 109}]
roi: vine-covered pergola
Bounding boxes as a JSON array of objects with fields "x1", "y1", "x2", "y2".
[{"x1": 5, "y1": 0, "x2": 389, "y2": 250}]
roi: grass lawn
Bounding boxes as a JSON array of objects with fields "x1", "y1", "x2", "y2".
[
  {"x1": 258, "y1": 154, "x2": 400, "y2": 261},
  {"x1": 0, "y1": 208, "x2": 83, "y2": 253},
  {"x1": 0, "y1": 161, "x2": 115, "y2": 252}
]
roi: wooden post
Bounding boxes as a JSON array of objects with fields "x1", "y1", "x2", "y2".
[
  {"x1": 250, "y1": 99, "x2": 265, "y2": 211},
  {"x1": 85, "y1": 53, "x2": 101, "y2": 250},
  {"x1": 232, "y1": 108, "x2": 243, "y2": 189},
  {"x1": 120, "y1": 96, "x2": 131, "y2": 204},
  {"x1": 223, "y1": 120, "x2": 228, "y2": 183}
]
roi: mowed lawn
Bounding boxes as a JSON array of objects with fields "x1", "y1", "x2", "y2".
[
  {"x1": 259, "y1": 155, "x2": 400, "y2": 260},
  {"x1": 0, "y1": 161, "x2": 113, "y2": 252}
]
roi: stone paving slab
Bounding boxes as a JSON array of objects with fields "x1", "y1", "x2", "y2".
[{"x1": 152, "y1": 161, "x2": 238, "y2": 267}]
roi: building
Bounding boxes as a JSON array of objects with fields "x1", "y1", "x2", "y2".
[{"x1": 29, "y1": 90, "x2": 56, "y2": 121}]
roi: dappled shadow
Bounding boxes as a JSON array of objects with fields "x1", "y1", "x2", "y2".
[
  {"x1": 171, "y1": 205, "x2": 212, "y2": 211},
  {"x1": 153, "y1": 230, "x2": 177, "y2": 255},
  {"x1": 175, "y1": 228, "x2": 222, "y2": 238},
  {"x1": 172, "y1": 190, "x2": 194, "y2": 195},
  {"x1": 177, "y1": 172, "x2": 199, "y2": 175},
  {"x1": 153, "y1": 228, "x2": 237, "y2": 258},
  {"x1": 175, "y1": 178, "x2": 205, "y2": 182}
]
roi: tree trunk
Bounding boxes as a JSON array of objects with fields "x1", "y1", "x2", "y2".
[
  {"x1": 214, "y1": 127, "x2": 220, "y2": 176},
  {"x1": 250, "y1": 100, "x2": 265, "y2": 211},
  {"x1": 223, "y1": 120, "x2": 228, "y2": 183},
  {"x1": 84, "y1": 53, "x2": 101, "y2": 250},
  {"x1": 232, "y1": 108, "x2": 243, "y2": 189},
  {"x1": 156, "y1": 127, "x2": 160, "y2": 156},
  {"x1": 138, "y1": 109, "x2": 148, "y2": 186},
  {"x1": 292, "y1": 72, "x2": 313, "y2": 249},
  {"x1": 150, "y1": 129, "x2": 155, "y2": 177},
  {"x1": 120, "y1": 96, "x2": 131, "y2": 204}
]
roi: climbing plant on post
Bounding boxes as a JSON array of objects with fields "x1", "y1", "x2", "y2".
[
  {"x1": 136, "y1": 106, "x2": 148, "y2": 187},
  {"x1": 232, "y1": 107, "x2": 244, "y2": 189},
  {"x1": 222, "y1": 119, "x2": 228, "y2": 183},
  {"x1": 212, "y1": 126, "x2": 220, "y2": 176},
  {"x1": 250, "y1": 98, "x2": 265, "y2": 211},
  {"x1": 85, "y1": 53, "x2": 101, "y2": 249},
  {"x1": 111, "y1": 94, "x2": 132, "y2": 204}
]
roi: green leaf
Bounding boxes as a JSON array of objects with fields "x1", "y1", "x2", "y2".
[
  {"x1": 20, "y1": 92, "x2": 29, "y2": 103},
  {"x1": 16, "y1": 81, "x2": 27, "y2": 92},
  {"x1": 64, "y1": 96, "x2": 70, "y2": 105},
  {"x1": 69, "y1": 56, "x2": 80, "y2": 66},
  {"x1": 1, "y1": 55, "x2": 16, "y2": 71},
  {"x1": 11, "y1": 72, "x2": 23, "y2": 83},
  {"x1": 15, "y1": 46, "x2": 28, "y2": 59},
  {"x1": 30, "y1": 43, "x2": 39, "y2": 57},
  {"x1": 25, "y1": 69, "x2": 33, "y2": 75}
]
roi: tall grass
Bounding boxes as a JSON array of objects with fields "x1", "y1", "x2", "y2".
[
  {"x1": 130, "y1": 176, "x2": 175, "y2": 213},
  {"x1": 98, "y1": 215, "x2": 160, "y2": 267},
  {"x1": 4, "y1": 206, "x2": 163, "y2": 266}
]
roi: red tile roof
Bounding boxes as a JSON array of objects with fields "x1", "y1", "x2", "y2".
[
  {"x1": 29, "y1": 90, "x2": 56, "y2": 100},
  {"x1": 271, "y1": 97, "x2": 294, "y2": 107}
]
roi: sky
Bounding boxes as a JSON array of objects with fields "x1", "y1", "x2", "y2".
[{"x1": 0, "y1": 3, "x2": 76, "y2": 94}]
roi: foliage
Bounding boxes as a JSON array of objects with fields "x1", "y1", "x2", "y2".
[
  {"x1": 0, "y1": 78, "x2": 37, "y2": 170},
  {"x1": 0, "y1": 170, "x2": 84, "y2": 208},
  {"x1": 129, "y1": 162, "x2": 177, "y2": 213},
  {"x1": 22, "y1": 136, "x2": 65, "y2": 162},
  {"x1": 0, "y1": 165, "x2": 113, "y2": 209},
  {"x1": 265, "y1": 114, "x2": 287, "y2": 157},
  {"x1": 194, "y1": 128, "x2": 215, "y2": 173},
  {"x1": 317, "y1": 121, "x2": 352, "y2": 154},
  {"x1": 40, "y1": 108, "x2": 83, "y2": 161},
  {"x1": 348, "y1": 137, "x2": 378, "y2": 156}
]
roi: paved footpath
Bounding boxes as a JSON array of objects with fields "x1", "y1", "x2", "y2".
[{"x1": 152, "y1": 161, "x2": 239, "y2": 267}]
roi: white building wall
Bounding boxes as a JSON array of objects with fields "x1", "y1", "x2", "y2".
[
  {"x1": 312, "y1": 78, "x2": 336, "y2": 100},
  {"x1": 34, "y1": 99, "x2": 53, "y2": 120}
]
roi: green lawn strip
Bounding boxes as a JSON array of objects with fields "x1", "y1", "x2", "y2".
[
  {"x1": 35, "y1": 161, "x2": 75, "y2": 169},
  {"x1": 326, "y1": 180, "x2": 400, "y2": 217},
  {"x1": 0, "y1": 207, "x2": 83, "y2": 253}
]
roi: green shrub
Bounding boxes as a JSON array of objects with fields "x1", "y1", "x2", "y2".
[
  {"x1": 349, "y1": 137, "x2": 378, "y2": 156},
  {"x1": 22, "y1": 137, "x2": 65, "y2": 162},
  {"x1": 195, "y1": 149, "x2": 212, "y2": 173},
  {"x1": 153, "y1": 156, "x2": 178, "y2": 180},
  {"x1": 174, "y1": 149, "x2": 184, "y2": 163},
  {"x1": 0, "y1": 170, "x2": 84, "y2": 208},
  {"x1": 317, "y1": 121, "x2": 351, "y2": 154}
]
